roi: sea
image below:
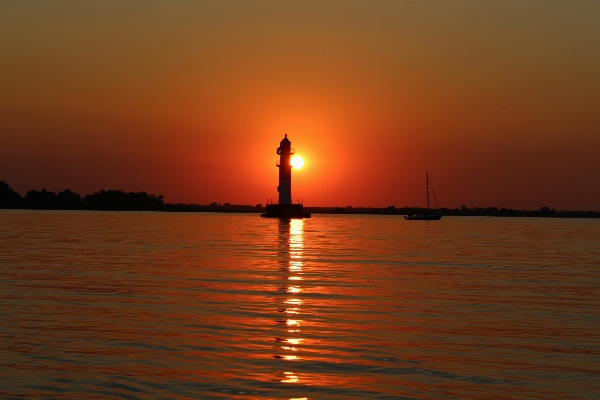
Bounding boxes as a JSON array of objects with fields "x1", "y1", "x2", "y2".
[{"x1": 1, "y1": 210, "x2": 599, "y2": 399}]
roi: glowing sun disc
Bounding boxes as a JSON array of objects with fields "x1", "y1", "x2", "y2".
[{"x1": 291, "y1": 156, "x2": 304, "y2": 169}]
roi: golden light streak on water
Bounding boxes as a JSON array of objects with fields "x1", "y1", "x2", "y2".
[{"x1": 282, "y1": 372, "x2": 300, "y2": 383}]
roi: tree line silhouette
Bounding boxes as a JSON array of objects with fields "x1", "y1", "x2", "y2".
[
  {"x1": 0, "y1": 181, "x2": 164, "y2": 211},
  {"x1": 1, "y1": 180, "x2": 598, "y2": 217}
]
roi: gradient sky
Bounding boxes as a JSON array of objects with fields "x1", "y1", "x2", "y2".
[{"x1": 1, "y1": 0, "x2": 599, "y2": 209}]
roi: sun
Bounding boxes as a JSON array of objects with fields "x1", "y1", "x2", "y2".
[{"x1": 290, "y1": 156, "x2": 304, "y2": 169}]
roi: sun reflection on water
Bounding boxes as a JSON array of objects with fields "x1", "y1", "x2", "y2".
[
  {"x1": 282, "y1": 372, "x2": 300, "y2": 383},
  {"x1": 274, "y1": 218, "x2": 305, "y2": 386}
]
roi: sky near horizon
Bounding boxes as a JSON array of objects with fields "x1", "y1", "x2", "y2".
[{"x1": 1, "y1": 0, "x2": 599, "y2": 209}]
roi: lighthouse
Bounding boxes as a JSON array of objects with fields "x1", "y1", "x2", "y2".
[
  {"x1": 277, "y1": 134, "x2": 293, "y2": 205},
  {"x1": 261, "y1": 134, "x2": 311, "y2": 219}
]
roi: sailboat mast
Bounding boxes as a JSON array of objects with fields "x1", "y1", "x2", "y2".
[{"x1": 426, "y1": 171, "x2": 430, "y2": 211}]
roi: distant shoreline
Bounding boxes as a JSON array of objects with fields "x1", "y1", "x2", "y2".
[
  {"x1": 3, "y1": 204, "x2": 599, "y2": 220},
  {"x1": 1, "y1": 181, "x2": 598, "y2": 218},
  {"x1": 159, "y1": 204, "x2": 600, "y2": 218}
]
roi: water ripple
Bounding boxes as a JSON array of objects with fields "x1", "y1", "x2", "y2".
[{"x1": 1, "y1": 211, "x2": 599, "y2": 399}]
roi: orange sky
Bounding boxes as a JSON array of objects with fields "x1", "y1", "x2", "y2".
[{"x1": 1, "y1": 0, "x2": 599, "y2": 209}]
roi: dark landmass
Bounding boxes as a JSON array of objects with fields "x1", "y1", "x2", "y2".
[
  {"x1": 1, "y1": 180, "x2": 598, "y2": 217},
  {"x1": 304, "y1": 205, "x2": 600, "y2": 218},
  {"x1": 0, "y1": 180, "x2": 262, "y2": 213},
  {"x1": 1, "y1": 181, "x2": 165, "y2": 211}
]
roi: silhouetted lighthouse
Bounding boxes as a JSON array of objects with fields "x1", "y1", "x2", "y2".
[
  {"x1": 261, "y1": 134, "x2": 310, "y2": 219},
  {"x1": 277, "y1": 134, "x2": 293, "y2": 205}
]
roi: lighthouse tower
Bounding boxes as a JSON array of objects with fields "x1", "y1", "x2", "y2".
[
  {"x1": 261, "y1": 134, "x2": 310, "y2": 219},
  {"x1": 277, "y1": 134, "x2": 293, "y2": 205}
]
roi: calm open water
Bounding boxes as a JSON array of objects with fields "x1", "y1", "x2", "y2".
[{"x1": 1, "y1": 210, "x2": 599, "y2": 399}]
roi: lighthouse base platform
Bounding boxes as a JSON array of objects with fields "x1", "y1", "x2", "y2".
[{"x1": 261, "y1": 204, "x2": 311, "y2": 219}]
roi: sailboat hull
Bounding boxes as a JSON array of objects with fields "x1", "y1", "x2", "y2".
[{"x1": 404, "y1": 215, "x2": 442, "y2": 220}]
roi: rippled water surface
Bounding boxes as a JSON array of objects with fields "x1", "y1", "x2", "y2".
[{"x1": 1, "y1": 210, "x2": 599, "y2": 399}]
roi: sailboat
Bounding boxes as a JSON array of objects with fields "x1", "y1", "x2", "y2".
[{"x1": 404, "y1": 172, "x2": 442, "y2": 220}]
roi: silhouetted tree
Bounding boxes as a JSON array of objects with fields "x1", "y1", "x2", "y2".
[
  {"x1": 0, "y1": 181, "x2": 23, "y2": 208},
  {"x1": 82, "y1": 190, "x2": 164, "y2": 211},
  {"x1": 56, "y1": 189, "x2": 82, "y2": 209},
  {"x1": 24, "y1": 189, "x2": 57, "y2": 209}
]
